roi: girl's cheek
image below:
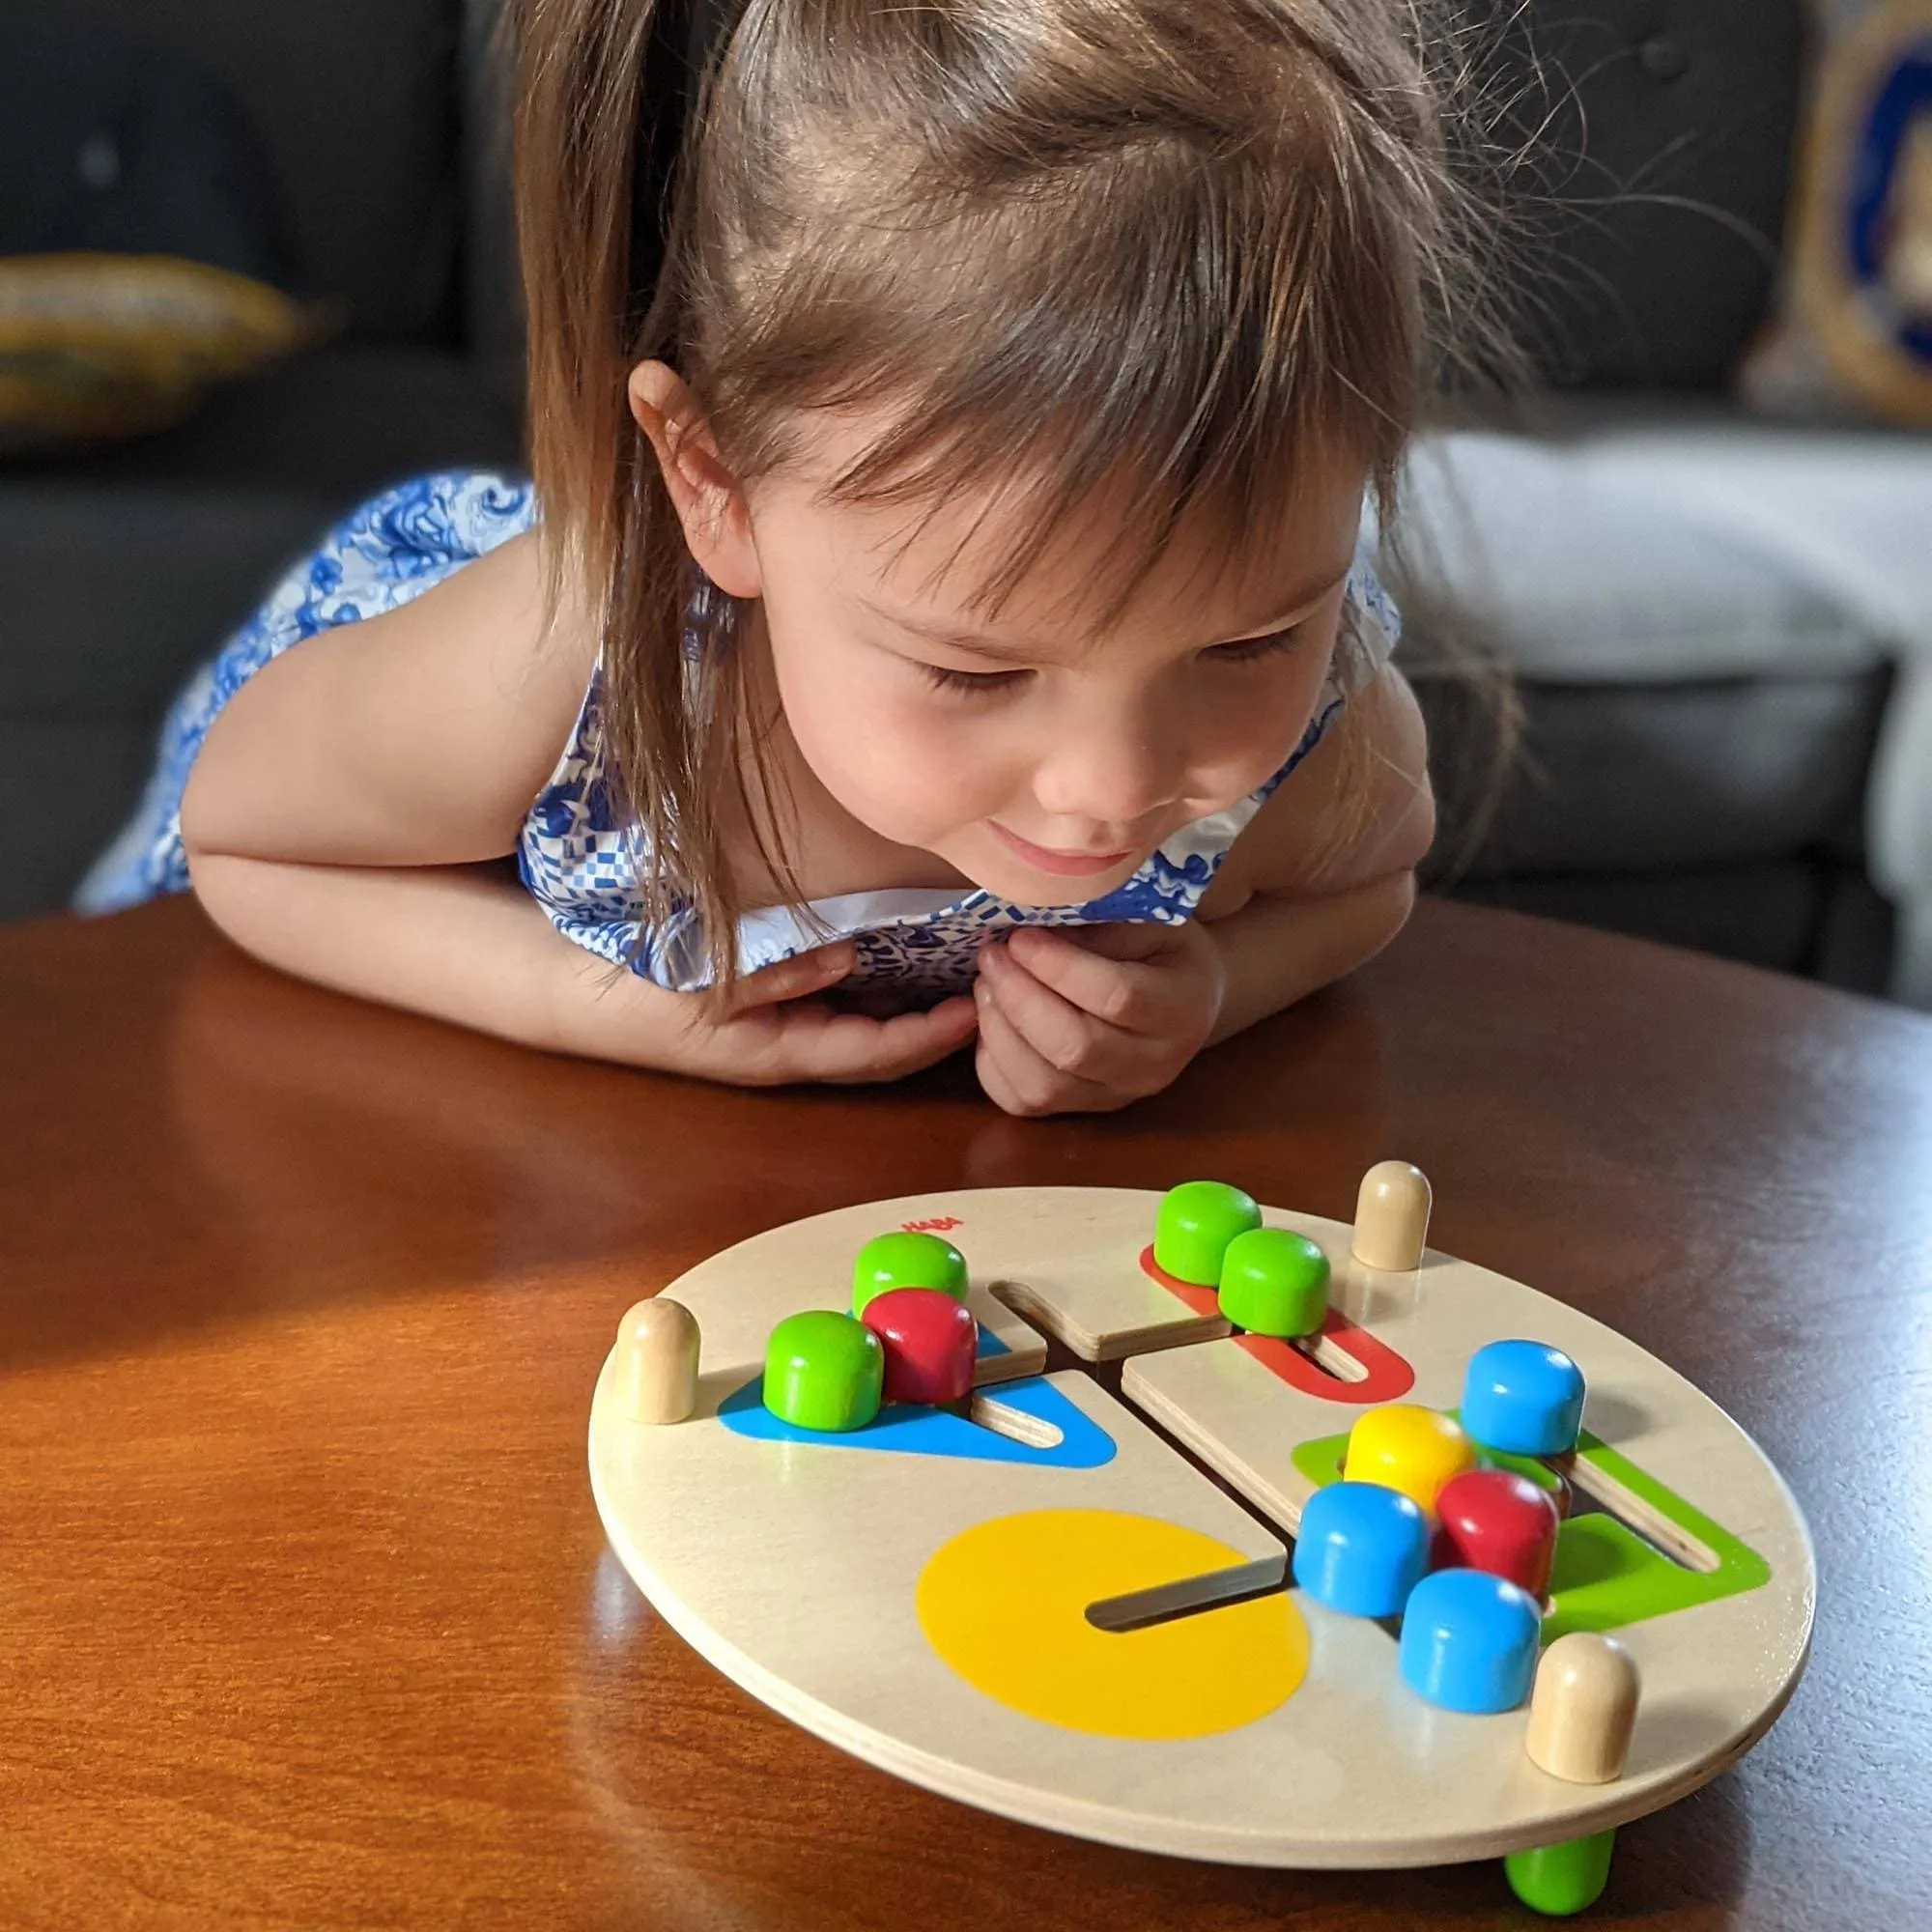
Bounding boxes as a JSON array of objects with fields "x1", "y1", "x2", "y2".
[{"x1": 789, "y1": 668, "x2": 1018, "y2": 834}]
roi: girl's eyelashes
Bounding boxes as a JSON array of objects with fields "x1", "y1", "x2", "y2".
[
  {"x1": 1205, "y1": 623, "x2": 1305, "y2": 666},
  {"x1": 917, "y1": 662, "x2": 1034, "y2": 697},
  {"x1": 912, "y1": 622, "x2": 1306, "y2": 696}
]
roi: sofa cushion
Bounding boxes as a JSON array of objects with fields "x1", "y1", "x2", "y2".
[
  {"x1": 1498, "y1": 401, "x2": 1932, "y2": 643},
  {"x1": 1441, "y1": 860, "x2": 1891, "y2": 989},
  {"x1": 0, "y1": 344, "x2": 524, "y2": 720},
  {"x1": 0, "y1": 20, "x2": 296, "y2": 288},
  {"x1": 1398, "y1": 397, "x2": 1932, "y2": 956},
  {"x1": 1417, "y1": 671, "x2": 1889, "y2": 878},
  {"x1": 0, "y1": 720, "x2": 163, "y2": 922},
  {"x1": 1394, "y1": 417, "x2": 1892, "y2": 686}
]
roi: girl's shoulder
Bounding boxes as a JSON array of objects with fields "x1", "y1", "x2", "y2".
[{"x1": 1336, "y1": 542, "x2": 1402, "y2": 693}]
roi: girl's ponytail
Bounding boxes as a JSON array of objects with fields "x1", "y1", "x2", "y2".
[
  {"x1": 514, "y1": 0, "x2": 659, "y2": 608},
  {"x1": 511, "y1": 0, "x2": 766, "y2": 994}
]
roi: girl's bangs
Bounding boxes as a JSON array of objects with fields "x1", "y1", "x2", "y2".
[{"x1": 728, "y1": 139, "x2": 1413, "y2": 622}]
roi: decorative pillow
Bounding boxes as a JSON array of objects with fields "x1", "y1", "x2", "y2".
[
  {"x1": 0, "y1": 253, "x2": 324, "y2": 457},
  {"x1": 1742, "y1": 1, "x2": 1932, "y2": 424}
]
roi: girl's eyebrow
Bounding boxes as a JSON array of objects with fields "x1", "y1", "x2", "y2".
[{"x1": 857, "y1": 554, "x2": 1355, "y2": 664}]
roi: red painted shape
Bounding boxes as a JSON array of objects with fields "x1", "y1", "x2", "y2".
[
  {"x1": 1136, "y1": 1246, "x2": 1222, "y2": 1317},
  {"x1": 861, "y1": 1288, "x2": 978, "y2": 1406},
  {"x1": 1433, "y1": 1468, "x2": 1560, "y2": 1597},
  {"x1": 1137, "y1": 1245, "x2": 1415, "y2": 1406}
]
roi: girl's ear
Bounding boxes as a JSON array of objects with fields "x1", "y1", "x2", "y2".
[{"x1": 626, "y1": 361, "x2": 762, "y2": 599}]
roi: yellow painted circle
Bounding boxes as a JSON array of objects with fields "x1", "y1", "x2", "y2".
[{"x1": 916, "y1": 1508, "x2": 1308, "y2": 1740}]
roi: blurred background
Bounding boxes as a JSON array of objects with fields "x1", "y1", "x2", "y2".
[{"x1": 3, "y1": 0, "x2": 1930, "y2": 1004}]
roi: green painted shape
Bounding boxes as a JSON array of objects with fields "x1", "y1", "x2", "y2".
[
  {"x1": 1503, "y1": 1829, "x2": 1616, "y2": 1917},
  {"x1": 1289, "y1": 1420, "x2": 1771, "y2": 1641},
  {"x1": 1217, "y1": 1227, "x2": 1328, "y2": 1337},
  {"x1": 1540, "y1": 1434, "x2": 1773, "y2": 1641},
  {"x1": 1471, "y1": 1441, "x2": 1564, "y2": 1493},
  {"x1": 1153, "y1": 1180, "x2": 1261, "y2": 1286},
  {"x1": 763, "y1": 1311, "x2": 884, "y2": 1432},
  {"x1": 851, "y1": 1232, "x2": 967, "y2": 1317}
]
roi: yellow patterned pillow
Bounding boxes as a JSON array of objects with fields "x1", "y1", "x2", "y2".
[
  {"x1": 1743, "y1": 1, "x2": 1932, "y2": 424},
  {"x1": 0, "y1": 253, "x2": 324, "y2": 455}
]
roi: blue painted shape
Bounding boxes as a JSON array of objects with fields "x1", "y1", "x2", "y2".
[
  {"x1": 718, "y1": 1372, "x2": 1116, "y2": 1469},
  {"x1": 1399, "y1": 1568, "x2": 1541, "y2": 1714},
  {"x1": 977, "y1": 1328, "x2": 1010, "y2": 1359},
  {"x1": 1462, "y1": 1340, "x2": 1585, "y2": 1457},
  {"x1": 1292, "y1": 1481, "x2": 1430, "y2": 1617}
]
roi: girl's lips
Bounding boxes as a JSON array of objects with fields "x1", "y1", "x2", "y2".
[{"x1": 989, "y1": 821, "x2": 1137, "y2": 877}]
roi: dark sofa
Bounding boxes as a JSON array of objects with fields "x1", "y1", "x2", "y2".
[
  {"x1": 1402, "y1": 1, "x2": 1916, "y2": 996},
  {"x1": 3, "y1": 0, "x2": 1925, "y2": 1001},
  {"x1": 0, "y1": 0, "x2": 522, "y2": 919}
]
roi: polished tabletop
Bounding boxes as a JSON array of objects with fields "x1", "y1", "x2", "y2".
[{"x1": 2, "y1": 895, "x2": 1927, "y2": 1930}]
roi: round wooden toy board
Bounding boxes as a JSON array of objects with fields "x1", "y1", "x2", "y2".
[{"x1": 588, "y1": 1186, "x2": 1813, "y2": 1869}]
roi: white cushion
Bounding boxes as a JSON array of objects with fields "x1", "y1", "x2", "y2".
[
  {"x1": 1393, "y1": 401, "x2": 1932, "y2": 1004},
  {"x1": 1392, "y1": 417, "x2": 1918, "y2": 684}
]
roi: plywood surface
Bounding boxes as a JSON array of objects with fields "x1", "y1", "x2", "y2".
[{"x1": 590, "y1": 1186, "x2": 1814, "y2": 1867}]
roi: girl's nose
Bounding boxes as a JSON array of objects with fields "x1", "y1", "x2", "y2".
[{"x1": 1030, "y1": 707, "x2": 1184, "y2": 829}]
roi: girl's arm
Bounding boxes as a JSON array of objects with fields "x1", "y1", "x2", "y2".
[
  {"x1": 180, "y1": 532, "x2": 591, "y2": 867},
  {"x1": 1197, "y1": 661, "x2": 1435, "y2": 1041},
  {"x1": 187, "y1": 854, "x2": 977, "y2": 1082},
  {"x1": 181, "y1": 534, "x2": 976, "y2": 1084}
]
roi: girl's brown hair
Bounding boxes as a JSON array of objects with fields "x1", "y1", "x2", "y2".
[{"x1": 511, "y1": 0, "x2": 1511, "y2": 998}]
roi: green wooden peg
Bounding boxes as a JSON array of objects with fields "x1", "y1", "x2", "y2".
[
  {"x1": 1217, "y1": 1226, "x2": 1329, "y2": 1336},
  {"x1": 852, "y1": 1231, "x2": 968, "y2": 1317},
  {"x1": 1152, "y1": 1180, "x2": 1261, "y2": 1286},
  {"x1": 763, "y1": 1311, "x2": 884, "y2": 1432},
  {"x1": 1504, "y1": 1828, "x2": 1617, "y2": 1917}
]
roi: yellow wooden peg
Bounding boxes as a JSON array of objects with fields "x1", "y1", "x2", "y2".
[
  {"x1": 1525, "y1": 1632, "x2": 1641, "y2": 1783},
  {"x1": 1341, "y1": 1404, "x2": 1476, "y2": 1513},
  {"x1": 614, "y1": 1296, "x2": 700, "y2": 1425}
]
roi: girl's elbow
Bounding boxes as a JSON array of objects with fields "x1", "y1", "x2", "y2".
[
  {"x1": 1371, "y1": 865, "x2": 1418, "y2": 942},
  {"x1": 1380, "y1": 779, "x2": 1436, "y2": 879},
  {"x1": 178, "y1": 757, "x2": 224, "y2": 864}
]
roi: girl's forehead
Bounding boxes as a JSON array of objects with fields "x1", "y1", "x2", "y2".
[{"x1": 758, "y1": 425, "x2": 1367, "y2": 642}]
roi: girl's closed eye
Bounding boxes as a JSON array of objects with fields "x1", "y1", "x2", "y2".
[
  {"x1": 917, "y1": 623, "x2": 1307, "y2": 696},
  {"x1": 1206, "y1": 624, "x2": 1305, "y2": 667},
  {"x1": 918, "y1": 662, "x2": 1035, "y2": 698}
]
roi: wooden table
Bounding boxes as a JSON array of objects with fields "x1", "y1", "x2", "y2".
[{"x1": 3, "y1": 896, "x2": 1927, "y2": 1930}]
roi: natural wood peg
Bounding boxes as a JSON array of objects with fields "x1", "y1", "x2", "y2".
[
  {"x1": 1525, "y1": 1632, "x2": 1640, "y2": 1783},
  {"x1": 613, "y1": 1296, "x2": 700, "y2": 1424},
  {"x1": 1351, "y1": 1160, "x2": 1432, "y2": 1272}
]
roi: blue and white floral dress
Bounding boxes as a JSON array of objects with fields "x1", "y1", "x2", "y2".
[{"x1": 77, "y1": 470, "x2": 1400, "y2": 995}]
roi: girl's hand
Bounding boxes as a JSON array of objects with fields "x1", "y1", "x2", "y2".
[
  {"x1": 675, "y1": 941, "x2": 979, "y2": 1086},
  {"x1": 972, "y1": 923, "x2": 1226, "y2": 1117}
]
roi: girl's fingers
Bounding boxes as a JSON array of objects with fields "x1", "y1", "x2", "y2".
[
  {"x1": 973, "y1": 987, "x2": 1064, "y2": 1116},
  {"x1": 766, "y1": 992, "x2": 979, "y2": 1085},
  {"x1": 974, "y1": 977, "x2": 1114, "y2": 1115},
  {"x1": 979, "y1": 940, "x2": 1135, "y2": 1079},
  {"x1": 726, "y1": 941, "x2": 857, "y2": 1012},
  {"x1": 971, "y1": 1028, "x2": 1028, "y2": 1117},
  {"x1": 1001, "y1": 924, "x2": 1168, "y2": 1030}
]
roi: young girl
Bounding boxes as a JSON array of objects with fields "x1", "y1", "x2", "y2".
[{"x1": 81, "y1": 0, "x2": 1474, "y2": 1117}]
